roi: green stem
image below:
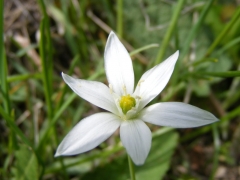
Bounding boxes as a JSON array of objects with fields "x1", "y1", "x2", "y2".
[
  {"x1": 117, "y1": 0, "x2": 123, "y2": 38},
  {"x1": 155, "y1": 0, "x2": 186, "y2": 65},
  {"x1": 127, "y1": 155, "x2": 136, "y2": 180},
  {"x1": 210, "y1": 124, "x2": 220, "y2": 180}
]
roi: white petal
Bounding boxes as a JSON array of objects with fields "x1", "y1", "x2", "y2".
[
  {"x1": 104, "y1": 31, "x2": 134, "y2": 96},
  {"x1": 55, "y1": 113, "x2": 121, "y2": 156},
  {"x1": 140, "y1": 102, "x2": 219, "y2": 128},
  {"x1": 120, "y1": 120, "x2": 151, "y2": 165},
  {"x1": 134, "y1": 51, "x2": 179, "y2": 110},
  {"x1": 62, "y1": 73, "x2": 119, "y2": 115}
]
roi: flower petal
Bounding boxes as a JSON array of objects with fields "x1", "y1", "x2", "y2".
[
  {"x1": 134, "y1": 51, "x2": 179, "y2": 110},
  {"x1": 140, "y1": 102, "x2": 219, "y2": 128},
  {"x1": 55, "y1": 113, "x2": 121, "y2": 156},
  {"x1": 120, "y1": 120, "x2": 151, "y2": 165},
  {"x1": 62, "y1": 72, "x2": 119, "y2": 115},
  {"x1": 104, "y1": 31, "x2": 134, "y2": 96}
]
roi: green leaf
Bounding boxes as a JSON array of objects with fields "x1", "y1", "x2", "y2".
[
  {"x1": 136, "y1": 131, "x2": 179, "y2": 180},
  {"x1": 81, "y1": 131, "x2": 178, "y2": 180},
  {"x1": 13, "y1": 145, "x2": 38, "y2": 180}
]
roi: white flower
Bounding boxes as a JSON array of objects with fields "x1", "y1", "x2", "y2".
[{"x1": 55, "y1": 31, "x2": 218, "y2": 165}]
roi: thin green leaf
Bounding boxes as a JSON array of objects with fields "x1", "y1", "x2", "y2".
[
  {"x1": 16, "y1": 44, "x2": 38, "y2": 57},
  {"x1": 7, "y1": 73, "x2": 42, "y2": 83},
  {"x1": 0, "y1": 106, "x2": 33, "y2": 148},
  {"x1": 38, "y1": 0, "x2": 53, "y2": 119},
  {"x1": 0, "y1": 0, "x2": 18, "y2": 152},
  {"x1": 198, "y1": 71, "x2": 240, "y2": 78},
  {"x1": 0, "y1": 0, "x2": 10, "y2": 113},
  {"x1": 216, "y1": 36, "x2": 240, "y2": 56},
  {"x1": 155, "y1": 0, "x2": 186, "y2": 65},
  {"x1": 180, "y1": 0, "x2": 214, "y2": 59},
  {"x1": 130, "y1": 44, "x2": 159, "y2": 56},
  {"x1": 188, "y1": 57, "x2": 218, "y2": 67},
  {"x1": 48, "y1": 5, "x2": 78, "y2": 54},
  {"x1": 205, "y1": 7, "x2": 240, "y2": 57}
]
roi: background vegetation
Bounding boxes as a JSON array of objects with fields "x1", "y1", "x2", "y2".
[{"x1": 1, "y1": 0, "x2": 240, "y2": 179}]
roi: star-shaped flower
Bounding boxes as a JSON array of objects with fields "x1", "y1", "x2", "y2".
[{"x1": 55, "y1": 31, "x2": 218, "y2": 165}]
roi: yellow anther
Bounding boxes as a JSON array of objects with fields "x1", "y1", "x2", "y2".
[
  {"x1": 119, "y1": 95, "x2": 136, "y2": 114},
  {"x1": 138, "y1": 80, "x2": 145, "y2": 86},
  {"x1": 136, "y1": 96, "x2": 141, "y2": 100},
  {"x1": 109, "y1": 84, "x2": 113, "y2": 94}
]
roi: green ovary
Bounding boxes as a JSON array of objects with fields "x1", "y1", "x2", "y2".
[{"x1": 119, "y1": 95, "x2": 136, "y2": 114}]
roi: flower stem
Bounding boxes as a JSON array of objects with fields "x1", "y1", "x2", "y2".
[
  {"x1": 117, "y1": 0, "x2": 123, "y2": 38},
  {"x1": 127, "y1": 154, "x2": 136, "y2": 180}
]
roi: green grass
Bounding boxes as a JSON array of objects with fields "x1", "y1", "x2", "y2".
[{"x1": 1, "y1": 0, "x2": 240, "y2": 179}]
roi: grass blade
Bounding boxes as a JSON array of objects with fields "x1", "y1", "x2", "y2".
[
  {"x1": 0, "y1": 0, "x2": 10, "y2": 113},
  {"x1": 155, "y1": 0, "x2": 186, "y2": 65},
  {"x1": 205, "y1": 7, "x2": 240, "y2": 57},
  {"x1": 38, "y1": 0, "x2": 53, "y2": 119},
  {"x1": 198, "y1": 71, "x2": 240, "y2": 78},
  {"x1": 130, "y1": 44, "x2": 159, "y2": 56},
  {"x1": 180, "y1": 0, "x2": 214, "y2": 59}
]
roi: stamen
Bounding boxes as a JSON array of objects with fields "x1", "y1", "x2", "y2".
[
  {"x1": 138, "y1": 80, "x2": 145, "y2": 86},
  {"x1": 119, "y1": 94, "x2": 136, "y2": 114},
  {"x1": 109, "y1": 84, "x2": 113, "y2": 94},
  {"x1": 136, "y1": 96, "x2": 141, "y2": 100},
  {"x1": 123, "y1": 85, "x2": 127, "y2": 95}
]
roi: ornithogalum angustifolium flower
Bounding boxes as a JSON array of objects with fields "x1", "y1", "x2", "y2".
[{"x1": 55, "y1": 31, "x2": 218, "y2": 165}]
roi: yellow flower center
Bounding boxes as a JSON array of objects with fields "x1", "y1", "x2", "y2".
[{"x1": 119, "y1": 95, "x2": 136, "y2": 114}]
